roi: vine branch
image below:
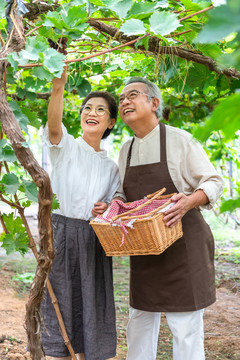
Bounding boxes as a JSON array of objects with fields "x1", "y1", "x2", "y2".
[
  {"x1": 179, "y1": 5, "x2": 214, "y2": 22},
  {"x1": 86, "y1": 19, "x2": 240, "y2": 79},
  {"x1": 0, "y1": 193, "x2": 23, "y2": 210},
  {"x1": 21, "y1": 2, "x2": 239, "y2": 79},
  {"x1": 18, "y1": 33, "x2": 151, "y2": 68},
  {"x1": 0, "y1": 211, "x2": 8, "y2": 233}
]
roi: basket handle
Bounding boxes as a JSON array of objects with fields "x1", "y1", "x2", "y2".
[
  {"x1": 147, "y1": 192, "x2": 176, "y2": 199},
  {"x1": 112, "y1": 187, "x2": 166, "y2": 221},
  {"x1": 121, "y1": 197, "x2": 174, "y2": 221}
]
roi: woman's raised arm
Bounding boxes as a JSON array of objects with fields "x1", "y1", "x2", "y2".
[{"x1": 47, "y1": 67, "x2": 67, "y2": 145}]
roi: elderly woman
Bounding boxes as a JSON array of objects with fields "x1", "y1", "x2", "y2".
[{"x1": 41, "y1": 68, "x2": 120, "y2": 360}]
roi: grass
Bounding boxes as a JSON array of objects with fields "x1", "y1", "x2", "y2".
[
  {"x1": 10, "y1": 272, "x2": 35, "y2": 294},
  {"x1": 0, "y1": 254, "x2": 36, "y2": 273},
  {"x1": 0, "y1": 252, "x2": 36, "y2": 296}
]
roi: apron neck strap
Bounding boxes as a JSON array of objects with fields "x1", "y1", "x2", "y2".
[
  {"x1": 126, "y1": 137, "x2": 134, "y2": 168},
  {"x1": 159, "y1": 121, "x2": 167, "y2": 162}
]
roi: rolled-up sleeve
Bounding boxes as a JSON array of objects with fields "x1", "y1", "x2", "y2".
[{"x1": 181, "y1": 137, "x2": 224, "y2": 209}]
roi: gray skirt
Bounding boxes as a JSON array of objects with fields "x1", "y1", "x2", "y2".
[{"x1": 41, "y1": 214, "x2": 116, "y2": 360}]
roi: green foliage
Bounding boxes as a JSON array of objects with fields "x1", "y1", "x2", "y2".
[
  {"x1": 220, "y1": 198, "x2": 240, "y2": 213},
  {"x1": 0, "y1": 213, "x2": 29, "y2": 255},
  {"x1": 1, "y1": 173, "x2": 20, "y2": 194},
  {"x1": 0, "y1": 139, "x2": 17, "y2": 162},
  {"x1": 194, "y1": 93, "x2": 240, "y2": 141},
  {"x1": 197, "y1": 3, "x2": 240, "y2": 43},
  {"x1": 12, "y1": 272, "x2": 35, "y2": 284},
  {"x1": 149, "y1": 11, "x2": 181, "y2": 36},
  {"x1": 0, "y1": 168, "x2": 39, "y2": 205},
  {"x1": 44, "y1": 5, "x2": 88, "y2": 34},
  {"x1": 52, "y1": 194, "x2": 60, "y2": 211},
  {"x1": 11, "y1": 272, "x2": 36, "y2": 294},
  {"x1": 203, "y1": 210, "x2": 240, "y2": 264},
  {"x1": 0, "y1": 2, "x2": 5, "y2": 18},
  {"x1": 121, "y1": 19, "x2": 146, "y2": 35},
  {"x1": 21, "y1": 179, "x2": 39, "y2": 203},
  {"x1": 102, "y1": 0, "x2": 133, "y2": 18},
  {"x1": 9, "y1": 100, "x2": 30, "y2": 133},
  {"x1": 128, "y1": 2, "x2": 156, "y2": 18}
]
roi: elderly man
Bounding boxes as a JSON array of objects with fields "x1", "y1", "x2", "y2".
[{"x1": 114, "y1": 77, "x2": 224, "y2": 360}]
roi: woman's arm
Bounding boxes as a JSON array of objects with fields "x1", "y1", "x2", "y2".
[{"x1": 48, "y1": 67, "x2": 67, "y2": 145}]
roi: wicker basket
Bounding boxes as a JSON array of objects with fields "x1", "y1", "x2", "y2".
[{"x1": 90, "y1": 188, "x2": 183, "y2": 256}]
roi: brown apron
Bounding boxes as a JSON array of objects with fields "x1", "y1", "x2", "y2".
[{"x1": 123, "y1": 122, "x2": 216, "y2": 312}]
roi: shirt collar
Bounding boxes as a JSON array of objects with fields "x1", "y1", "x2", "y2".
[
  {"x1": 134, "y1": 123, "x2": 159, "y2": 143},
  {"x1": 78, "y1": 137, "x2": 107, "y2": 157}
]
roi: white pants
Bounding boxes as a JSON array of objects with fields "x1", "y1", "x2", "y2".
[{"x1": 126, "y1": 307, "x2": 205, "y2": 360}]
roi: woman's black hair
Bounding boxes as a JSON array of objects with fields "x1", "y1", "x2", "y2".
[{"x1": 80, "y1": 91, "x2": 118, "y2": 139}]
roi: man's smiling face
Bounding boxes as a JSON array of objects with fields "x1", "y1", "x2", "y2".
[{"x1": 119, "y1": 82, "x2": 156, "y2": 127}]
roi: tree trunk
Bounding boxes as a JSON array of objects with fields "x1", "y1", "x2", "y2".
[{"x1": 0, "y1": 11, "x2": 54, "y2": 360}]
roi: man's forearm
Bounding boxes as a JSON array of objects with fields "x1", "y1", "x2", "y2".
[
  {"x1": 163, "y1": 190, "x2": 209, "y2": 227},
  {"x1": 188, "y1": 189, "x2": 209, "y2": 210}
]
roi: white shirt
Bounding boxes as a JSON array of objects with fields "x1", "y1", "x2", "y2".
[
  {"x1": 44, "y1": 125, "x2": 120, "y2": 220},
  {"x1": 115, "y1": 124, "x2": 224, "y2": 209}
]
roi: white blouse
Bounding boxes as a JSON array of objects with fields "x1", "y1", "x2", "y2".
[
  {"x1": 44, "y1": 125, "x2": 120, "y2": 220},
  {"x1": 115, "y1": 124, "x2": 224, "y2": 210}
]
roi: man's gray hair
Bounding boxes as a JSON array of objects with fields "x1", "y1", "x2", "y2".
[{"x1": 125, "y1": 77, "x2": 163, "y2": 119}]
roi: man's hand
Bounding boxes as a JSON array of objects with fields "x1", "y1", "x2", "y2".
[
  {"x1": 163, "y1": 190, "x2": 209, "y2": 227},
  {"x1": 163, "y1": 193, "x2": 192, "y2": 227},
  {"x1": 91, "y1": 202, "x2": 108, "y2": 217}
]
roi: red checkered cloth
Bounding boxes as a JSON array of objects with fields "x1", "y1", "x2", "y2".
[
  {"x1": 95, "y1": 198, "x2": 174, "y2": 245},
  {"x1": 104, "y1": 198, "x2": 170, "y2": 220}
]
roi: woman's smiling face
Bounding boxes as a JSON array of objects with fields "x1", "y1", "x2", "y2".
[{"x1": 81, "y1": 97, "x2": 115, "y2": 138}]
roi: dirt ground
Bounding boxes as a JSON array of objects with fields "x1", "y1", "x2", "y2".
[
  {"x1": 0, "y1": 210, "x2": 240, "y2": 359},
  {"x1": 0, "y1": 261, "x2": 239, "y2": 360}
]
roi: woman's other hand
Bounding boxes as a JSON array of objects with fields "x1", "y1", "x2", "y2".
[
  {"x1": 91, "y1": 202, "x2": 108, "y2": 217},
  {"x1": 109, "y1": 196, "x2": 126, "y2": 206}
]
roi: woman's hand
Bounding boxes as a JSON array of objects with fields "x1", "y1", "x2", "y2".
[
  {"x1": 52, "y1": 66, "x2": 67, "y2": 90},
  {"x1": 163, "y1": 190, "x2": 209, "y2": 227},
  {"x1": 109, "y1": 196, "x2": 126, "y2": 206},
  {"x1": 91, "y1": 202, "x2": 108, "y2": 217}
]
